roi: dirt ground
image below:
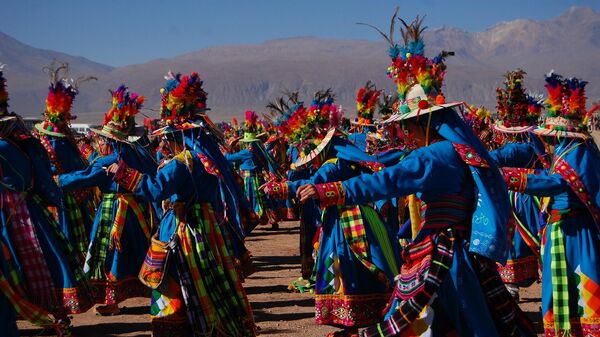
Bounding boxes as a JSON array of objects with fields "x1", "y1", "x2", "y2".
[{"x1": 18, "y1": 220, "x2": 544, "y2": 337}]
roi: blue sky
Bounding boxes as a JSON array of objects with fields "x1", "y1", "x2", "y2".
[{"x1": 2, "y1": 0, "x2": 599, "y2": 67}]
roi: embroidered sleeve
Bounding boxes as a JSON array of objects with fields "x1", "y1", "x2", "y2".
[
  {"x1": 263, "y1": 181, "x2": 289, "y2": 200},
  {"x1": 113, "y1": 159, "x2": 143, "y2": 192},
  {"x1": 502, "y1": 167, "x2": 533, "y2": 192},
  {"x1": 79, "y1": 144, "x2": 94, "y2": 161},
  {"x1": 315, "y1": 181, "x2": 345, "y2": 208}
]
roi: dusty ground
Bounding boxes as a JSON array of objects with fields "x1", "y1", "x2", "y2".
[{"x1": 18, "y1": 221, "x2": 543, "y2": 337}]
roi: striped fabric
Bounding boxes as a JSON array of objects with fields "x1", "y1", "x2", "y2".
[
  {"x1": 0, "y1": 268, "x2": 67, "y2": 336},
  {"x1": 3, "y1": 191, "x2": 56, "y2": 309},
  {"x1": 109, "y1": 194, "x2": 151, "y2": 252},
  {"x1": 171, "y1": 201, "x2": 255, "y2": 336},
  {"x1": 242, "y1": 170, "x2": 267, "y2": 218},
  {"x1": 361, "y1": 230, "x2": 455, "y2": 337},
  {"x1": 549, "y1": 210, "x2": 570, "y2": 333},
  {"x1": 339, "y1": 205, "x2": 387, "y2": 283}
]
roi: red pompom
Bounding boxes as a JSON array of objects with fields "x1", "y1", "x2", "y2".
[
  {"x1": 418, "y1": 100, "x2": 429, "y2": 109},
  {"x1": 435, "y1": 95, "x2": 446, "y2": 105}
]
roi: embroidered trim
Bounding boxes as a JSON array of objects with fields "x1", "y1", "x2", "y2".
[
  {"x1": 452, "y1": 142, "x2": 491, "y2": 168},
  {"x1": 315, "y1": 293, "x2": 391, "y2": 327},
  {"x1": 357, "y1": 160, "x2": 385, "y2": 173},
  {"x1": 196, "y1": 152, "x2": 222, "y2": 178},
  {"x1": 113, "y1": 159, "x2": 143, "y2": 192},
  {"x1": 316, "y1": 181, "x2": 345, "y2": 208},
  {"x1": 263, "y1": 181, "x2": 289, "y2": 200},
  {"x1": 502, "y1": 167, "x2": 533, "y2": 192},
  {"x1": 553, "y1": 157, "x2": 600, "y2": 228},
  {"x1": 80, "y1": 143, "x2": 94, "y2": 161}
]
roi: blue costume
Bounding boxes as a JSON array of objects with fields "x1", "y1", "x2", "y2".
[
  {"x1": 113, "y1": 142, "x2": 256, "y2": 337},
  {"x1": 490, "y1": 139, "x2": 547, "y2": 287},
  {"x1": 1, "y1": 135, "x2": 93, "y2": 317},
  {"x1": 504, "y1": 136, "x2": 600, "y2": 336},
  {"x1": 272, "y1": 136, "x2": 401, "y2": 328},
  {"x1": 314, "y1": 111, "x2": 531, "y2": 337},
  {"x1": 226, "y1": 140, "x2": 279, "y2": 226},
  {"x1": 36, "y1": 133, "x2": 96, "y2": 262},
  {"x1": 58, "y1": 140, "x2": 154, "y2": 306}
]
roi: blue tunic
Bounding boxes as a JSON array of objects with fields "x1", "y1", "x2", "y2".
[
  {"x1": 59, "y1": 142, "x2": 153, "y2": 305},
  {"x1": 288, "y1": 157, "x2": 400, "y2": 327},
  {"x1": 1, "y1": 138, "x2": 92, "y2": 315},
  {"x1": 490, "y1": 142, "x2": 545, "y2": 286},
  {"x1": 339, "y1": 141, "x2": 508, "y2": 336}
]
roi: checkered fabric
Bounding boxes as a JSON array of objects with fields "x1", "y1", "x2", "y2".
[
  {"x1": 85, "y1": 193, "x2": 116, "y2": 280},
  {"x1": 550, "y1": 210, "x2": 570, "y2": 333},
  {"x1": 3, "y1": 191, "x2": 56, "y2": 309},
  {"x1": 339, "y1": 205, "x2": 387, "y2": 284},
  {"x1": 109, "y1": 194, "x2": 151, "y2": 252},
  {"x1": 64, "y1": 193, "x2": 89, "y2": 260}
]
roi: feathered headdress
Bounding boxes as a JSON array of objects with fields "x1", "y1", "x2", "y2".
[
  {"x1": 278, "y1": 89, "x2": 342, "y2": 157},
  {"x1": 153, "y1": 72, "x2": 207, "y2": 136},
  {"x1": 36, "y1": 61, "x2": 97, "y2": 136},
  {"x1": 354, "y1": 81, "x2": 381, "y2": 125},
  {"x1": 359, "y1": 9, "x2": 459, "y2": 122},
  {"x1": 534, "y1": 71, "x2": 594, "y2": 139},
  {"x1": 90, "y1": 84, "x2": 144, "y2": 142},
  {"x1": 494, "y1": 69, "x2": 540, "y2": 133}
]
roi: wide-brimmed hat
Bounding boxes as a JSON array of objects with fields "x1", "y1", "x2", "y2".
[
  {"x1": 293, "y1": 127, "x2": 337, "y2": 169},
  {"x1": 533, "y1": 71, "x2": 594, "y2": 139},
  {"x1": 385, "y1": 84, "x2": 462, "y2": 123}
]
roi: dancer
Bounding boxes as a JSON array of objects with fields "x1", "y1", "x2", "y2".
[{"x1": 58, "y1": 85, "x2": 154, "y2": 315}]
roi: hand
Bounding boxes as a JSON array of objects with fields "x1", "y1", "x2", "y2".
[
  {"x1": 296, "y1": 184, "x2": 318, "y2": 203},
  {"x1": 105, "y1": 163, "x2": 120, "y2": 175}
]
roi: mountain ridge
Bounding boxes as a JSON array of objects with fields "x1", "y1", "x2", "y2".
[{"x1": 1, "y1": 6, "x2": 599, "y2": 123}]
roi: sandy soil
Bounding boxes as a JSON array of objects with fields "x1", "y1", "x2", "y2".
[{"x1": 18, "y1": 220, "x2": 543, "y2": 337}]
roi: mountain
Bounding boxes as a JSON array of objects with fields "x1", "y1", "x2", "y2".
[{"x1": 1, "y1": 6, "x2": 599, "y2": 123}]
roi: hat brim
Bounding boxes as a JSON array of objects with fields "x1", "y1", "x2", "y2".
[
  {"x1": 493, "y1": 124, "x2": 535, "y2": 134},
  {"x1": 293, "y1": 128, "x2": 336, "y2": 169},
  {"x1": 384, "y1": 102, "x2": 463, "y2": 123},
  {"x1": 350, "y1": 120, "x2": 376, "y2": 127},
  {"x1": 34, "y1": 122, "x2": 68, "y2": 137},
  {"x1": 0, "y1": 116, "x2": 16, "y2": 122},
  {"x1": 532, "y1": 127, "x2": 590, "y2": 140},
  {"x1": 89, "y1": 127, "x2": 131, "y2": 143},
  {"x1": 151, "y1": 123, "x2": 201, "y2": 137}
]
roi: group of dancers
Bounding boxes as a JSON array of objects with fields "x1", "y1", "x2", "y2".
[{"x1": 1, "y1": 10, "x2": 600, "y2": 337}]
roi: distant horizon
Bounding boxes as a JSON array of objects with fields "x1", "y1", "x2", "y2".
[{"x1": 2, "y1": 1, "x2": 599, "y2": 67}]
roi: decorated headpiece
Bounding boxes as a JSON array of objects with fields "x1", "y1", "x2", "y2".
[
  {"x1": 353, "y1": 81, "x2": 381, "y2": 125},
  {"x1": 494, "y1": 69, "x2": 541, "y2": 133},
  {"x1": 359, "y1": 9, "x2": 460, "y2": 123},
  {"x1": 90, "y1": 84, "x2": 144, "y2": 142},
  {"x1": 239, "y1": 110, "x2": 261, "y2": 142},
  {"x1": 35, "y1": 61, "x2": 96, "y2": 137},
  {"x1": 152, "y1": 72, "x2": 207, "y2": 136},
  {"x1": 534, "y1": 71, "x2": 595, "y2": 139},
  {"x1": 277, "y1": 89, "x2": 343, "y2": 167}
]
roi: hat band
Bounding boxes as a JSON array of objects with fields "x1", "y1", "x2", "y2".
[
  {"x1": 102, "y1": 124, "x2": 128, "y2": 139},
  {"x1": 543, "y1": 116, "x2": 585, "y2": 132}
]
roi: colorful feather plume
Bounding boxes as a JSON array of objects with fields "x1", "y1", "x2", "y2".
[
  {"x1": 102, "y1": 84, "x2": 144, "y2": 134},
  {"x1": 244, "y1": 110, "x2": 260, "y2": 133},
  {"x1": 541, "y1": 70, "x2": 591, "y2": 134},
  {"x1": 278, "y1": 89, "x2": 342, "y2": 155},
  {"x1": 355, "y1": 81, "x2": 381, "y2": 124},
  {"x1": 160, "y1": 72, "x2": 208, "y2": 126},
  {"x1": 361, "y1": 11, "x2": 454, "y2": 100}
]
